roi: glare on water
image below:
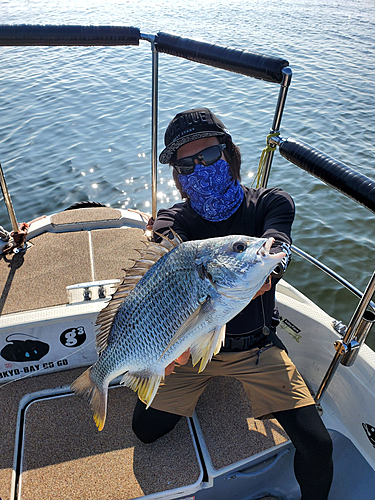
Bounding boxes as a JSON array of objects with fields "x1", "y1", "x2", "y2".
[{"x1": 1, "y1": 0, "x2": 374, "y2": 345}]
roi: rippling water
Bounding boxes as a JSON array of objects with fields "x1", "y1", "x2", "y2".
[{"x1": 1, "y1": 0, "x2": 375, "y2": 346}]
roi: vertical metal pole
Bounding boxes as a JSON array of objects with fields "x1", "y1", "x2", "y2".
[
  {"x1": 151, "y1": 40, "x2": 159, "y2": 220},
  {"x1": 261, "y1": 67, "x2": 293, "y2": 188},
  {"x1": 315, "y1": 271, "x2": 375, "y2": 404},
  {"x1": 0, "y1": 163, "x2": 19, "y2": 232}
]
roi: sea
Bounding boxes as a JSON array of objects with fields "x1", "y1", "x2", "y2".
[{"x1": 1, "y1": 0, "x2": 374, "y2": 347}]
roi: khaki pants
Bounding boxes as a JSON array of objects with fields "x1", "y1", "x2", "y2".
[{"x1": 151, "y1": 345, "x2": 315, "y2": 418}]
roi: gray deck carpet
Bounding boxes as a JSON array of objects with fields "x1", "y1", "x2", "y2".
[
  {"x1": 20, "y1": 382, "x2": 201, "y2": 499},
  {"x1": 0, "y1": 226, "x2": 145, "y2": 315}
]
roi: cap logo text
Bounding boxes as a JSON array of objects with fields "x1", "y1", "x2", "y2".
[{"x1": 167, "y1": 111, "x2": 210, "y2": 142}]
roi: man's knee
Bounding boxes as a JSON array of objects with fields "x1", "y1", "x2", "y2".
[
  {"x1": 310, "y1": 425, "x2": 333, "y2": 459},
  {"x1": 132, "y1": 399, "x2": 182, "y2": 443},
  {"x1": 275, "y1": 405, "x2": 333, "y2": 457},
  {"x1": 132, "y1": 418, "x2": 158, "y2": 444}
]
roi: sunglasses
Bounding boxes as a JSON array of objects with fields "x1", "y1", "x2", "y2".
[{"x1": 172, "y1": 144, "x2": 226, "y2": 175}]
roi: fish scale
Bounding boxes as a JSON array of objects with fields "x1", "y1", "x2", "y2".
[
  {"x1": 71, "y1": 233, "x2": 285, "y2": 431},
  {"x1": 112, "y1": 257, "x2": 209, "y2": 362}
]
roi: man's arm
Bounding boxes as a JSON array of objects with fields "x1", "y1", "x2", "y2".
[{"x1": 152, "y1": 207, "x2": 190, "y2": 242}]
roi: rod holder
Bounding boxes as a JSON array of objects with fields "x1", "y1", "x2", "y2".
[
  {"x1": 315, "y1": 271, "x2": 375, "y2": 404},
  {"x1": 340, "y1": 310, "x2": 375, "y2": 366}
]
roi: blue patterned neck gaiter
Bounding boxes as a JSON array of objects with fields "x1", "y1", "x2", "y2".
[{"x1": 178, "y1": 159, "x2": 244, "y2": 222}]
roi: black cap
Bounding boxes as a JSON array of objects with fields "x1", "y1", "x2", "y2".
[{"x1": 159, "y1": 108, "x2": 231, "y2": 164}]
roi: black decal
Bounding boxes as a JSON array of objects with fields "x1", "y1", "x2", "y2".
[
  {"x1": 0, "y1": 369, "x2": 19, "y2": 378},
  {"x1": 282, "y1": 318, "x2": 301, "y2": 334},
  {"x1": 60, "y1": 327, "x2": 86, "y2": 348},
  {"x1": 57, "y1": 359, "x2": 69, "y2": 367},
  {"x1": 43, "y1": 361, "x2": 55, "y2": 369},
  {"x1": 0, "y1": 334, "x2": 49, "y2": 362},
  {"x1": 362, "y1": 423, "x2": 375, "y2": 448}
]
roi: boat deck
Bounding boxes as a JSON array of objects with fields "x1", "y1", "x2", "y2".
[
  {"x1": 0, "y1": 208, "x2": 287, "y2": 500},
  {"x1": 1, "y1": 367, "x2": 287, "y2": 500},
  {"x1": 0, "y1": 208, "x2": 145, "y2": 315}
]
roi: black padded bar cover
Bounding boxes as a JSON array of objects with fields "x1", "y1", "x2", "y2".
[
  {"x1": 0, "y1": 25, "x2": 140, "y2": 46},
  {"x1": 155, "y1": 32, "x2": 289, "y2": 84},
  {"x1": 280, "y1": 137, "x2": 375, "y2": 213}
]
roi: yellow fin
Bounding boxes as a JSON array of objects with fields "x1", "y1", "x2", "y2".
[
  {"x1": 190, "y1": 324, "x2": 226, "y2": 372},
  {"x1": 214, "y1": 324, "x2": 226, "y2": 356},
  {"x1": 121, "y1": 372, "x2": 163, "y2": 408},
  {"x1": 71, "y1": 368, "x2": 108, "y2": 431}
]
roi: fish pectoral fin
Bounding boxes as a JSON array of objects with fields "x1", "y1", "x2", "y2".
[
  {"x1": 120, "y1": 372, "x2": 163, "y2": 408},
  {"x1": 213, "y1": 324, "x2": 226, "y2": 356},
  {"x1": 158, "y1": 298, "x2": 214, "y2": 362},
  {"x1": 191, "y1": 324, "x2": 226, "y2": 373}
]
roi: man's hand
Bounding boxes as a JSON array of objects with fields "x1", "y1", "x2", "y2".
[
  {"x1": 252, "y1": 275, "x2": 272, "y2": 300},
  {"x1": 165, "y1": 349, "x2": 190, "y2": 376}
]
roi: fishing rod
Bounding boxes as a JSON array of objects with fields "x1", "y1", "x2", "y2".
[
  {"x1": 0, "y1": 163, "x2": 19, "y2": 233},
  {"x1": 0, "y1": 163, "x2": 28, "y2": 252}
]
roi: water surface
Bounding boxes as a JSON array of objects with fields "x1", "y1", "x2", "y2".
[{"x1": 1, "y1": 0, "x2": 374, "y2": 346}]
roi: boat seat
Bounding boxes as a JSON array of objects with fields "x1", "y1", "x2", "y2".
[{"x1": 194, "y1": 376, "x2": 288, "y2": 471}]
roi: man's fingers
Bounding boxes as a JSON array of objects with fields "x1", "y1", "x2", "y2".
[
  {"x1": 176, "y1": 349, "x2": 190, "y2": 366},
  {"x1": 164, "y1": 349, "x2": 191, "y2": 376},
  {"x1": 253, "y1": 276, "x2": 272, "y2": 299},
  {"x1": 262, "y1": 276, "x2": 272, "y2": 292},
  {"x1": 165, "y1": 361, "x2": 175, "y2": 376}
]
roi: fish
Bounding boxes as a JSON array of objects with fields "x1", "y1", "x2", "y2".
[{"x1": 71, "y1": 232, "x2": 285, "y2": 430}]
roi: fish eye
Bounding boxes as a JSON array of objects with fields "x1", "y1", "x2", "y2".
[{"x1": 233, "y1": 241, "x2": 247, "y2": 253}]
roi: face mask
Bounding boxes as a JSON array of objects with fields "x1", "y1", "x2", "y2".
[{"x1": 178, "y1": 159, "x2": 244, "y2": 222}]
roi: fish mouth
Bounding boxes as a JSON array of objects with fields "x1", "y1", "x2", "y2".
[
  {"x1": 257, "y1": 237, "x2": 274, "y2": 256},
  {"x1": 257, "y1": 237, "x2": 286, "y2": 261}
]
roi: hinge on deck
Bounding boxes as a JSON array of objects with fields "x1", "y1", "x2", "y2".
[{"x1": 66, "y1": 280, "x2": 120, "y2": 304}]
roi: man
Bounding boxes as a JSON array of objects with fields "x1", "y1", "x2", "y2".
[{"x1": 132, "y1": 108, "x2": 333, "y2": 500}]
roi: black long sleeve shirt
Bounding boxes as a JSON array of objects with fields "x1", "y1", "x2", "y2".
[{"x1": 153, "y1": 185, "x2": 295, "y2": 337}]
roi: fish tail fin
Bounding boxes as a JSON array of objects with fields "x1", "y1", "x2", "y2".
[
  {"x1": 71, "y1": 367, "x2": 108, "y2": 431},
  {"x1": 191, "y1": 325, "x2": 226, "y2": 373},
  {"x1": 121, "y1": 372, "x2": 163, "y2": 408}
]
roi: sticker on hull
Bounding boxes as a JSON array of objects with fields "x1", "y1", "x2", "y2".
[
  {"x1": 362, "y1": 423, "x2": 375, "y2": 449},
  {"x1": 0, "y1": 334, "x2": 49, "y2": 362},
  {"x1": 0, "y1": 319, "x2": 97, "y2": 383}
]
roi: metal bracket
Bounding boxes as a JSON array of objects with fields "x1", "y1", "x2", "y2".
[
  {"x1": 332, "y1": 319, "x2": 347, "y2": 336},
  {"x1": 334, "y1": 339, "x2": 360, "y2": 356},
  {"x1": 66, "y1": 279, "x2": 120, "y2": 304},
  {"x1": 315, "y1": 272, "x2": 375, "y2": 403}
]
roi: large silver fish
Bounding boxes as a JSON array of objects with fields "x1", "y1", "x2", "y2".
[{"x1": 71, "y1": 233, "x2": 285, "y2": 430}]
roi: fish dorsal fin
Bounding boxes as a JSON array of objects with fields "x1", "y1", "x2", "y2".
[
  {"x1": 95, "y1": 231, "x2": 182, "y2": 354},
  {"x1": 153, "y1": 228, "x2": 183, "y2": 248}
]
